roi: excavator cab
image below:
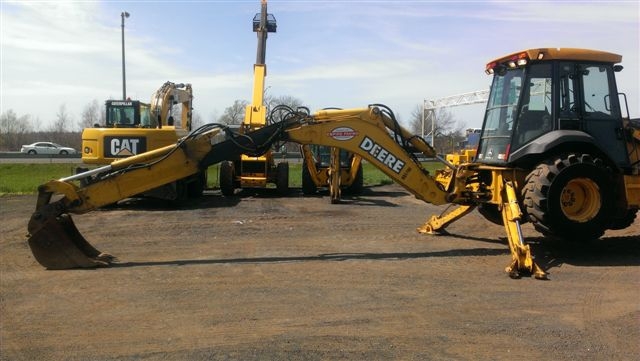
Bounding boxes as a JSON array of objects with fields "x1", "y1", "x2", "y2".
[
  {"x1": 104, "y1": 100, "x2": 151, "y2": 128},
  {"x1": 477, "y1": 48, "x2": 630, "y2": 169}
]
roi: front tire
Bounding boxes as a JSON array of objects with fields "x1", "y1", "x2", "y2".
[{"x1": 522, "y1": 153, "x2": 612, "y2": 240}]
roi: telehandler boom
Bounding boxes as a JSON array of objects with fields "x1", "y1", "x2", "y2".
[
  {"x1": 27, "y1": 48, "x2": 639, "y2": 279},
  {"x1": 219, "y1": 0, "x2": 289, "y2": 196}
]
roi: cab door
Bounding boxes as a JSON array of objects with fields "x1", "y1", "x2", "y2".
[{"x1": 559, "y1": 62, "x2": 629, "y2": 167}]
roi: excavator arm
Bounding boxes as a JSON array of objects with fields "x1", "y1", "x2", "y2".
[
  {"x1": 281, "y1": 106, "x2": 546, "y2": 278},
  {"x1": 150, "y1": 81, "x2": 193, "y2": 130},
  {"x1": 27, "y1": 121, "x2": 292, "y2": 269}
]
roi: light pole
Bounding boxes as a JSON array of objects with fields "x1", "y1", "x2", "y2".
[{"x1": 121, "y1": 11, "x2": 130, "y2": 100}]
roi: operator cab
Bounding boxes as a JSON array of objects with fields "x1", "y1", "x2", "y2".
[
  {"x1": 104, "y1": 100, "x2": 152, "y2": 128},
  {"x1": 476, "y1": 48, "x2": 629, "y2": 168}
]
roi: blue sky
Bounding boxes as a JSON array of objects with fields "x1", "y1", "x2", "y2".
[{"x1": 1, "y1": 0, "x2": 638, "y2": 131}]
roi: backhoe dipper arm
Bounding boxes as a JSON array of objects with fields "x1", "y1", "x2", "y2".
[
  {"x1": 282, "y1": 106, "x2": 451, "y2": 205},
  {"x1": 281, "y1": 106, "x2": 546, "y2": 279},
  {"x1": 27, "y1": 121, "x2": 291, "y2": 269}
]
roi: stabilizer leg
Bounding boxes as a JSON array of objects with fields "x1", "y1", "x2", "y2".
[
  {"x1": 328, "y1": 147, "x2": 341, "y2": 204},
  {"x1": 417, "y1": 204, "x2": 475, "y2": 234},
  {"x1": 501, "y1": 181, "x2": 547, "y2": 279}
]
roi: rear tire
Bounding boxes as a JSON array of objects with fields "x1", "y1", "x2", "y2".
[
  {"x1": 301, "y1": 164, "x2": 317, "y2": 195},
  {"x1": 276, "y1": 162, "x2": 289, "y2": 196},
  {"x1": 608, "y1": 209, "x2": 638, "y2": 230},
  {"x1": 522, "y1": 153, "x2": 612, "y2": 240},
  {"x1": 220, "y1": 161, "x2": 235, "y2": 196},
  {"x1": 345, "y1": 164, "x2": 364, "y2": 195}
]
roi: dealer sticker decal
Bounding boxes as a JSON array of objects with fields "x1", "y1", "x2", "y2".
[{"x1": 328, "y1": 127, "x2": 358, "y2": 141}]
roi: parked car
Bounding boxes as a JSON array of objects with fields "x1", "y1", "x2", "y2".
[{"x1": 20, "y1": 142, "x2": 77, "y2": 155}]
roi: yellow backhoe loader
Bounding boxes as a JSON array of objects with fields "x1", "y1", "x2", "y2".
[
  {"x1": 300, "y1": 144, "x2": 363, "y2": 203},
  {"x1": 27, "y1": 48, "x2": 639, "y2": 280}
]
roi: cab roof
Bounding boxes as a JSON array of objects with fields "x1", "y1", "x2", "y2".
[{"x1": 488, "y1": 48, "x2": 622, "y2": 66}]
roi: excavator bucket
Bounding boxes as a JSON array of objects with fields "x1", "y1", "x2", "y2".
[{"x1": 27, "y1": 205, "x2": 115, "y2": 270}]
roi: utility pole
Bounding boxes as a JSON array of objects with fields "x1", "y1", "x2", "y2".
[{"x1": 121, "y1": 11, "x2": 130, "y2": 100}]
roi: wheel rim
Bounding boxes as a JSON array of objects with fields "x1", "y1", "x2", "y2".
[{"x1": 560, "y1": 178, "x2": 601, "y2": 222}]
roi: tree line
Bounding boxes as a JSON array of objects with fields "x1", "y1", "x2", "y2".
[{"x1": 1, "y1": 96, "x2": 469, "y2": 154}]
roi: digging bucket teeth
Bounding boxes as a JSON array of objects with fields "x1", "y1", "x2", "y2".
[{"x1": 27, "y1": 202, "x2": 115, "y2": 270}]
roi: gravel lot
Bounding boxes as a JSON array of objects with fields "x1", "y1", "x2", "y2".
[{"x1": 1, "y1": 185, "x2": 639, "y2": 360}]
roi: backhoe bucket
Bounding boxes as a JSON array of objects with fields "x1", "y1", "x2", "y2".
[{"x1": 27, "y1": 210, "x2": 115, "y2": 270}]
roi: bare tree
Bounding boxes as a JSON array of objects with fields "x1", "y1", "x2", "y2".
[
  {"x1": 0, "y1": 109, "x2": 34, "y2": 150},
  {"x1": 219, "y1": 100, "x2": 249, "y2": 125},
  {"x1": 408, "y1": 105, "x2": 466, "y2": 153},
  {"x1": 191, "y1": 111, "x2": 204, "y2": 130},
  {"x1": 78, "y1": 100, "x2": 102, "y2": 129},
  {"x1": 1, "y1": 109, "x2": 32, "y2": 134},
  {"x1": 266, "y1": 94, "x2": 307, "y2": 153},
  {"x1": 266, "y1": 94, "x2": 305, "y2": 113},
  {"x1": 50, "y1": 104, "x2": 72, "y2": 132}
]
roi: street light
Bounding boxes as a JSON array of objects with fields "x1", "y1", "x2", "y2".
[{"x1": 121, "y1": 11, "x2": 130, "y2": 100}]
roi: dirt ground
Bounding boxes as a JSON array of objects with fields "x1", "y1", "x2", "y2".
[{"x1": 1, "y1": 184, "x2": 639, "y2": 361}]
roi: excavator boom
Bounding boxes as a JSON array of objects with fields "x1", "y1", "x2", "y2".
[
  {"x1": 27, "y1": 105, "x2": 452, "y2": 270},
  {"x1": 27, "y1": 121, "x2": 293, "y2": 269}
]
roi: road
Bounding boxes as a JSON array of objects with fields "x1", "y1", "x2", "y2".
[{"x1": 0, "y1": 153, "x2": 81, "y2": 164}]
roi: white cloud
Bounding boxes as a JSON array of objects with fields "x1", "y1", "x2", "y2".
[{"x1": 1, "y1": 0, "x2": 638, "y2": 131}]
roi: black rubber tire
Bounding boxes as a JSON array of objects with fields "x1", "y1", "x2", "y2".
[
  {"x1": 608, "y1": 209, "x2": 638, "y2": 230},
  {"x1": 345, "y1": 164, "x2": 364, "y2": 195},
  {"x1": 301, "y1": 164, "x2": 317, "y2": 195},
  {"x1": 276, "y1": 162, "x2": 289, "y2": 196},
  {"x1": 522, "y1": 153, "x2": 612, "y2": 240},
  {"x1": 59, "y1": 150, "x2": 68, "y2": 155},
  {"x1": 187, "y1": 171, "x2": 206, "y2": 198},
  {"x1": 220, "y1": 161, "x2": 235, "y2": 196},
  {"x1": 28, "y1": 150, "x2": 36, "y2": 155}
]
